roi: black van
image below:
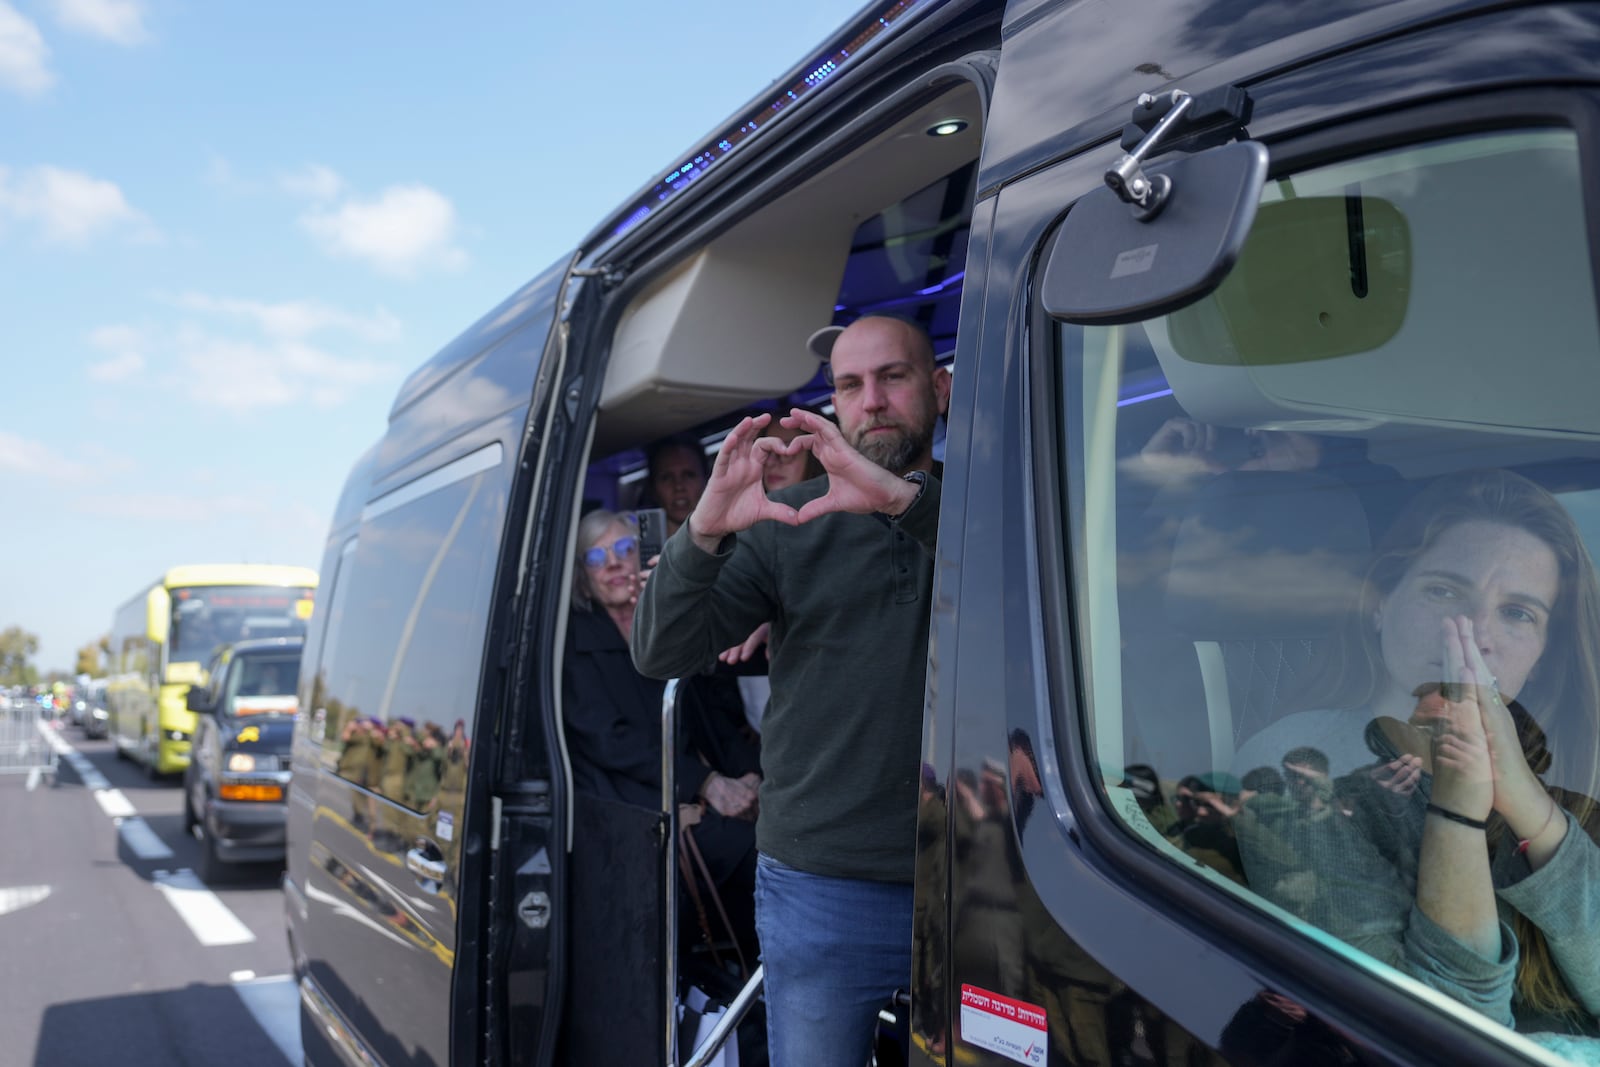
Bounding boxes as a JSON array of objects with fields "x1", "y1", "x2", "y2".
[{"x1": 284, "y1": 0, "x2": 1600, "y2": 1064}]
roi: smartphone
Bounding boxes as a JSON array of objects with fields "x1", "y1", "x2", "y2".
[{"x1": 635, "y1": 507, "x2": 669, "y2": 565}]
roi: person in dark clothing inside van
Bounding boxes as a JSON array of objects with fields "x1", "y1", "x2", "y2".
[
  {"x1": 562, "y1": 508, "x2": 762, "y2": 968},
  {"x1": 633, "y1": 315, "x2": 951, "y2": 1066}
]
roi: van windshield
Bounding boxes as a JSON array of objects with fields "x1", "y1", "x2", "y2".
[{"x1": 225, "y1": 652, "x2": 301, "y2": 714}]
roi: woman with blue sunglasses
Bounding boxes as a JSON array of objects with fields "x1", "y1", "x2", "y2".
[{"x1": 562, "y1": 508, "x2": 763, "y2": 971}]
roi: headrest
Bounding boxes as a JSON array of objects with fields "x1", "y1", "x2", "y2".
[{"x1": 1164, "y1": 470, "x2": 1371, "y2": 639}]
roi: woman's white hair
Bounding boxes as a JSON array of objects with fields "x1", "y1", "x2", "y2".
[{"x1": 571, "y1": 508, "x2": 636, "y2": 613}]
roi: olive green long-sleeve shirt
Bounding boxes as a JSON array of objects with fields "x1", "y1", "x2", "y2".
[{"x1": 632, "y1": 473, "x2": 940, "y2": 882}]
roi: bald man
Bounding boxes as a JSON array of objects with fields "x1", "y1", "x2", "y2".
[{"x1": 634, "y1": 316, "x2": 950, "y2": 1065}]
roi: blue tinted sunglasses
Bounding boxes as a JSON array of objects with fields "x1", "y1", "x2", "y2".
[{"x1": 583, "y1": 536, "x2": 639, "y2": 568}]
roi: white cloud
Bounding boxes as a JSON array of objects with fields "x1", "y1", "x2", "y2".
[
  {"x1": 83, "y1": 293, "x2": 402, "y2": 411},
  {"x1": 202, "y1": 154, "x2": 246, "y2": 192},
  {"x1": 76, "y1": 491, "x2": 274, "y2": 522},
  {"x1": 0, "y1": 164, "x2": 150, "y2": 243},
  {"x1": 0, "y1": 430, "x2": 89, "y2": 480},
  {"x1": 300, "y1": 183, "x2": 466, "y2": 277},
  {"x1": 74, "y1": 440, "x2": 135, "y2": 477},
  {"x1": 280, "y1": 163, "x2": 343, "y2": 203},
  {"x1": 174, "y1": 326, "x2": 396, "y2": 413},
  {"x1": 87, "y1": 350, "x2": 145, "y2": 382},
  {"x1": 86, "y1": 323, "x2": 148, "y2": 381},
  {"x1": 73, "y1": 491, "x2": 328, "y2": 548},
  {"x1": 172, "y1": 293, "x2": 402, "y2": 343},
  {"x1": 51, "y1": 0, "x2": 148, "y2": 45},
  {"x1": 0, "y1": 3, "x2": 53, "y2": 95}
]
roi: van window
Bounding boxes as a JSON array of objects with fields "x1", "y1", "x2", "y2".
[
  {"x1": 226, "y1": 652, "x2": 300, "y2": 703},
  {"x1": 1053, "y1": 129, "x2": 1600, "y2": 1049},
  {"x1": 319, "y1": 450, "x2": 507, "y2": 811},
  {"x1": 305, "y1": 537, "x2": 356, "y2": 744}
]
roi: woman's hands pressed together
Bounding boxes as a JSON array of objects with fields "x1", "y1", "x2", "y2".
[{"x1": 1414, "y1": 617, "x2": 1497, "y2": 823}]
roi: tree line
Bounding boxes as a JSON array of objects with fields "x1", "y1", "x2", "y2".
[{"x1": 0, "y1": 625, "x2": 112, "y2": 686}]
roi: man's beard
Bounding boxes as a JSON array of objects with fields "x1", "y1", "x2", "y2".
[{"x1": 851, "y1": 419, "x2": 932, "y2": 473}]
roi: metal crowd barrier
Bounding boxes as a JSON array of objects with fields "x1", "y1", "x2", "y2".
[{"x1": 0, "y1": 696, "x2": 58, "y2": 788}]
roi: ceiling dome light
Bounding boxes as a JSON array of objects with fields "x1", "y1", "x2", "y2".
[{"x1": 926, "y1": 119, "x2": 968, "y2": 137}]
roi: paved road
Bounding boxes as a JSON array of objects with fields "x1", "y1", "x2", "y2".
[{"x1": 0, "y1": 716, "x2": 300, "y2": 1066}]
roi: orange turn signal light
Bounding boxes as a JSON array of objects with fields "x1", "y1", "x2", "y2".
[{"x1": 220, "y1": 783, "x2": 284, "y2": 802}]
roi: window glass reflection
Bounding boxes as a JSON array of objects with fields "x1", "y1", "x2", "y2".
[
  {"x1": 317, "y1": 471, "x2": 504, "y2": 816},
  {"x1": 1061, "y1": 130, "x2": 1600, "y2": 1049}
]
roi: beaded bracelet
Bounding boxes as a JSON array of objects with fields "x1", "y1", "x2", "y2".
[{"x1": 1425, "y1": 803, "x2": 1489, "y2": 831}]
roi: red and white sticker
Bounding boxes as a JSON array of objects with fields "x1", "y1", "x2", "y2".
[{"x1": 959, "y1": 984, "x2": 1047, "y2": 1065}]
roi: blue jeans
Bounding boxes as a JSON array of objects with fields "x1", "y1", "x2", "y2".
[{"x1": 754, "y1": 853, "x2": 913, "y2": 1067}]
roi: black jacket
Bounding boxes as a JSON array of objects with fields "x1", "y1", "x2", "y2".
[{"x1": 563, "y1": 609, "x2": 760, "y2": 879}]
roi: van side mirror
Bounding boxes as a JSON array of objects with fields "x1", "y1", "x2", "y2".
[
  {"x1": 1041, "y1": 139, "x2": 1269, "y2": 325},
  {"x1": 186, "y1": 687, "x2": 214, "y2": 714}
]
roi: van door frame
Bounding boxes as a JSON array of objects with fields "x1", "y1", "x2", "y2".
[
  {"x1": 454, "y1": 252, "x2": 592, "y2": 1067},
  {"x1": 505, "y1": 48, "x2": 1005, "y2": 1067}
]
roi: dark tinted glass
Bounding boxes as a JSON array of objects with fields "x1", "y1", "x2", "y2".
[
  {"x1": 1056, "y1": 130, "x2": 1600, "y2": 1048},
  {"x1": 319, "y1": 465, "x2": 507, "y2": 811}
]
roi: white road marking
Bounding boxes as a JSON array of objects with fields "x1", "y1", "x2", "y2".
[
  {"x1": 47, "y1": 726, "x2": 260, "y2": 959},
  {"x1": 48, "y1": 729, "x2": 137, "y2": 815},
  {"x1": 42, "y1": 726, "x2": 114, "y2": 791},
  {"x1": 234, "y1": 974, "x2": 300, "y2": 1065},
  {"x1": 152, "y1": 869, "x2": 256, "y2": 946},
  {"x1": 21, "y1": 720, "x2": 64, "y2": 789},
  {"x1": 60, "y1": 748, "x2": 109, "y2": 791},
  {"x1": 39, "y1": 720, "x2": 67, "y2": 750},
  {"x1": 231, "y1": 969, "x2": 256, "y2": 981},
  {"x1": 117, "y1": 816, "x2": 175, "y2": 860},
  {"x1": 0, "y1": 885, "x2": 50, "y2": 916},
  {"x1": 95, "y1": 788, "x2": 137, "y2": 818}
]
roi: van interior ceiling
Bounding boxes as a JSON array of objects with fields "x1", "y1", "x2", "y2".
[{"x1": 584, "y1": 82, "x2": 984, "y2": 497}]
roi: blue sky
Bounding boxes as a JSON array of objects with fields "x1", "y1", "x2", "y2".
[{"x1": 2, "y1": 0, "x2": 870, "y2": 672}]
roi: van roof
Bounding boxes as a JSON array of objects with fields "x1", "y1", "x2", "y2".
[{"x1": 162, "y1": 564, "x2": 319, "y2": 589}]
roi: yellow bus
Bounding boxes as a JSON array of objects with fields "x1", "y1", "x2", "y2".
[{"x1": 107, "y1": 564, "x2": 317, "y2": 776}]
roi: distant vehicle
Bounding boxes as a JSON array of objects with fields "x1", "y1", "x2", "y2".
[
  {"x1": 79, "y1": 679, "x2": 109, "y2": 739},
  {"x1": 107, "y1": 564, "x2": 317, "y2": 777},
  {"x1": 182, "y1": 637, "x2": 303, "y2": 882}
]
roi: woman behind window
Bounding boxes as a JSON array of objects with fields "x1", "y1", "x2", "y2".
[
  {"x1": 1235, "y1": 469, "x2": 1600, "y2": 1036},
  {"x1": 562, "y1": 508, "x2": 762, "y2": 968}
]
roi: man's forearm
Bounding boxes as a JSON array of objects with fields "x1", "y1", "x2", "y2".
[
  {"x1": 631, "y1": 528, "x2": 738, "y2": 679},
  {"x1": 686, "y1": 514, "x2": 726, "y2": 555}
]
